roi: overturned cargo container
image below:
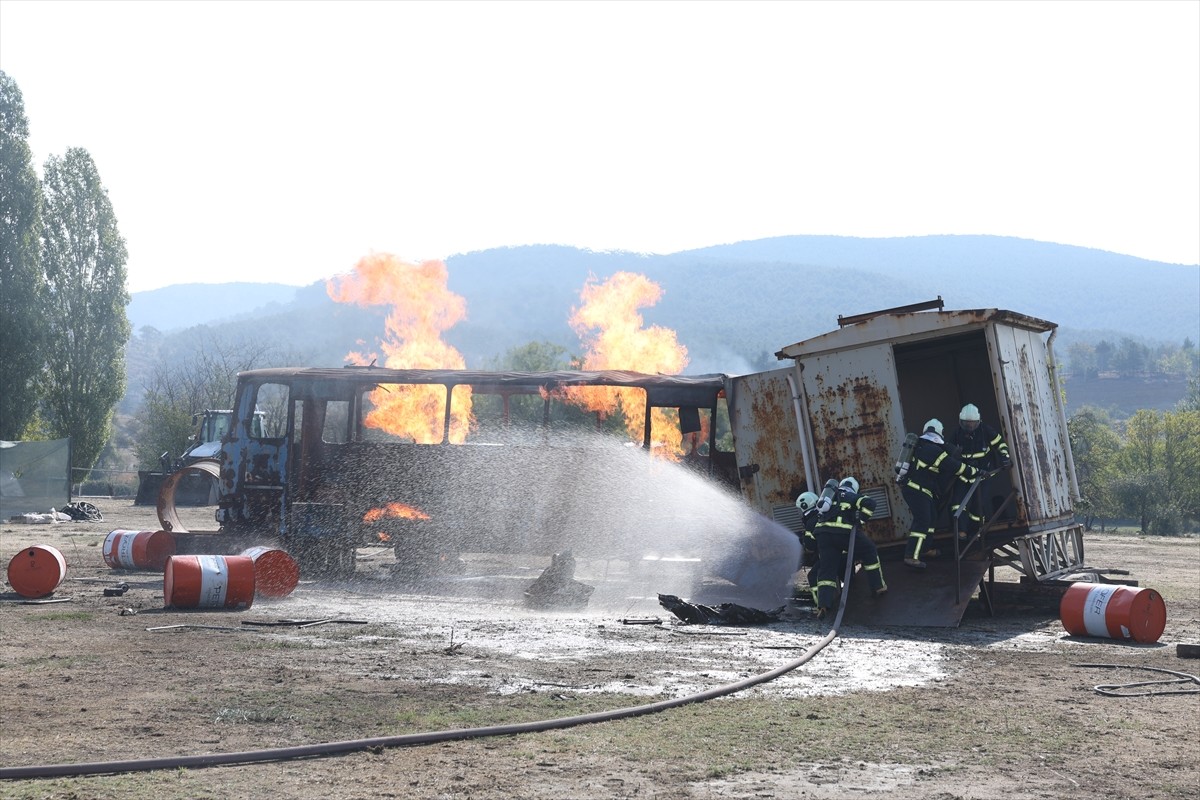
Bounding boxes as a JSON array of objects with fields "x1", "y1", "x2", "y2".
[{"x1": 726, "y1": 298, "x2": 1088, "y2": 624}]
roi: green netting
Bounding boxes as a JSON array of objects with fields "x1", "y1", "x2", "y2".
[{"x1": 0, "y1": 438, "x2": 70, "y2": 519}]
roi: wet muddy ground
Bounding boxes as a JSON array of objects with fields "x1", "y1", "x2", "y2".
[{"x1": 1, "y1": 499, "x2": 1197, "y2": 799}]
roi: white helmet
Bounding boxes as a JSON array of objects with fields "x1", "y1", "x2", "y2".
[
  {"x1": 923, "y1": 418, "x2": 944, "y2": 436},
  {"x1": 796, "y1": 491, "x2": 819, "y2": 512},
  {"x1": 839, "y1": 477, "x2": 859, "y2": 494},
  {"x1": 960, "y1": 404, "x2": 981, "y2": 422}
]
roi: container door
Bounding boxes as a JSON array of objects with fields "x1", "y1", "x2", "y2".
[
  {"x1": 727, "y1": 368, "x2": 808, "y2": 534},
  {"x1": 798, "y1": 343, "x2": 907, "y2": 544},
  {"x1": 991, "y1": 325, "x2": 1075, "y2": 523}
]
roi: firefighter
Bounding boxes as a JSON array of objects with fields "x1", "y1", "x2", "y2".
[
  {"x1": 948, "y1": 403, "x2": 1012, "y2": 538},
  {"x1": 797, "y1": 489, "x2": 868, "y2": 605},
  {"x1": 813, "y1": 477, "x2": 885, "y2": 620},
  {"x1": 901, "y1": 419, "x2": 980, "y2": 569},
  {"x1": 795, "y1": 491, "x2": 820, "y2": 602}
]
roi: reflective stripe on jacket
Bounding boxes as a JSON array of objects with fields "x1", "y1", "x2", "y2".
[
  {"x1": 907, "y1": 437, "x2": 973, "y2": 497},
  {"x1": 815, "y1": 489, "x2": 875, "y2": 533},
  {"x1": 951, "y1": 422, "x2": 1010, "y2": 466}
]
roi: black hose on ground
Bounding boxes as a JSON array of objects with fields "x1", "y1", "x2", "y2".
[
  {"x1": 0, "y1": 533, "x2": 860, "y2": 781},
  {"x1": 1072, "y1": 663, "x2": 1200, "y2": 696}
]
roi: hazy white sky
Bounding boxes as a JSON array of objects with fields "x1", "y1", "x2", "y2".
[{"x1": 1, "y1": 0, "x2": 1197, "y2": 293}]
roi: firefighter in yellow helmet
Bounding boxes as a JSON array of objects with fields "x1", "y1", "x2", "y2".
[
  {"x1": 948, "y1": 403, "x2": 1012, "y2": 538},
  {"x1": 901, "y1": 419, "x2": 979, "y2": 569}
]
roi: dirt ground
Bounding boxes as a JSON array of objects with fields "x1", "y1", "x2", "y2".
[{"x1": 1, "y1": 499, "x2": 1197, "y2": 800}]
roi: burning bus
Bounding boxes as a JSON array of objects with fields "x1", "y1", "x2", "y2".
[{"x1": 157, "y1": 367, "x2": 747, "y2": 580}]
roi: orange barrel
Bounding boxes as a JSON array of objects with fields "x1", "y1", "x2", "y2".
[
  {"x1": 103, "y1": 529, "x2": 176, "y2": 571},
  {"x1": 7, "y1": 545, "x2": 68, "y2": 599},
  {"x1": 163, "y1": 555, "x2": 255, "y2": 610},
  {"x1": 1060, "y1": 582, "x2": 1167, "y2": 644},
  {"x1": 240, "y1": 546, "x2": 300, "y2": 598}
]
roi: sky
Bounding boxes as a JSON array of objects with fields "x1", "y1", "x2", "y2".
[{"x1": 1, "y1": 0, "x2": 1197, "y2": 293}]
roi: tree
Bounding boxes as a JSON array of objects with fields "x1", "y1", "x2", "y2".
[
  {"x1": 1180, "y1": 374, "x2": 1200, "y2": 413},
  {"x1": 1116, "y1": 410, "x2": 1162, "y2": 532},
  {"x1": 1066, "y1": 342, "x2": 1097, "y2": 379},
  {"x1": 0, "y1": 71, "x2": 48, "y2": 439},
  {"x1": 1094, "y1": 340, "x2": 1114, "y2": 373},
  {"x1": 1112, "y1": 337, "x2": 1149, "y2": 376},
  {"x1": 40, "y1": 148, "x2": 131, "y2": 471},
  {"x1": 484, "y1": 340, "x2": 573, "y2": 372},
  {"x1": 1107, "y1": 409, "x2": 1200, "y2": 534},
  {"x1": 1067, "y1": 407, "x2": 1121, "y2": 530},
  {"x1": 1161, "y1": 409, "x2": 1200, "y2": 529},
  {"x1": 132, "y1": 330, "x2": 293, "y2": 469}
]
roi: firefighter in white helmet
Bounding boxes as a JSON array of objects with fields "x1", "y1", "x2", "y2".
[
  {"x1": 948, "y1": 403, "x2": 1012, "y2": 538},
  {"x1": 795, "y1": 491, "x2": 821, "y2": 602},
  {"x1": 812, "y1": 476, "x2": 885, "y2": 619},
  {"x1": 900, "y1": 419, "x2": 979, "y2": 569}
]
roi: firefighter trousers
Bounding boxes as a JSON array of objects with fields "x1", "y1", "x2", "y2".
[
  {"x1": 901, "y1": 485, "x2": 937, "y2": 561},
  {"x1": 813, "y1": 527, "x2": 885, "y2": 611}
]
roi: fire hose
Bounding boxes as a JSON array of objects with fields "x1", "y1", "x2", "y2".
[
  {"x1": 1072, "y1": 663, "x2": 1200, "y2": 697},
  {"x1": 0, "y1": 532, "x2": 859, "y2": 781}
]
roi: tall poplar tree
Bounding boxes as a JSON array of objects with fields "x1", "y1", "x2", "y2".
[
  {"x1": 40, "y1": 147, "x2": 131, "y2": 470},
  {"x1": 0, "y1": 71, "x2": 47, "y2": 439}
]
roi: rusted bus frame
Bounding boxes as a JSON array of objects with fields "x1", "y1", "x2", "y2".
[
  {"x1": 246, "y1": 365, "x2": 730, "y2": 447},
  {"x1": 223, "y1": 367, "x2": 730, "y2": 520},
  {"x1": 207, "y1": 367, "x2": 738, "y2": 565}
]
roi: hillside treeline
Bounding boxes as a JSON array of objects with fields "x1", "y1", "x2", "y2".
[
  {"x1": 1066, "y1": 337, "x2": 1199, "y2": 380},
  {"x1": 1069, "y1": 398, "x2": 1200, "y2": 534}
]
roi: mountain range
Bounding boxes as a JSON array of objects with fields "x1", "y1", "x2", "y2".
[{"x1": 124, "y1": 235, "x2": 1199, "y2": 414}]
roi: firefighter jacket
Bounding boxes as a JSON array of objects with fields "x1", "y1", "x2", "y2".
[
  {"x1": 815, "y1": 488, "x2": 875, "y2": 534},
  {"x1": 801, "y1": 506, "x2": 820, "y2": 563},
  {"x1": 950, "y1": 422, "x2": 1011, "y2": 473},
  {"x1": 904, "y1": 434, "x2": 977, "y2": 499}
]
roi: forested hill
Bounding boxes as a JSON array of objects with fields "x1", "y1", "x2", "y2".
[{"x1": 126, "y1": 235, "x2": 1199, "y2": 376}]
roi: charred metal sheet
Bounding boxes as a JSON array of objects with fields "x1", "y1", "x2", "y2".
[
  {"x1": 157, "y1": 459, "x2": 222, "y2": 534},
  {"x1": 840, "y1": 557, "x2": 991, "y2": 628}
]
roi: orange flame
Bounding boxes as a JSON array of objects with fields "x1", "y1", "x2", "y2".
[
  {"x1": 567, "y1": 272, "x2": 689, "y2": 456},
  {"x1": 327, "y1": 253, "x2": 473, "y2": 443},
  {"x1": 363, "y1": 502, "x2": 432, "y2": 523}
]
